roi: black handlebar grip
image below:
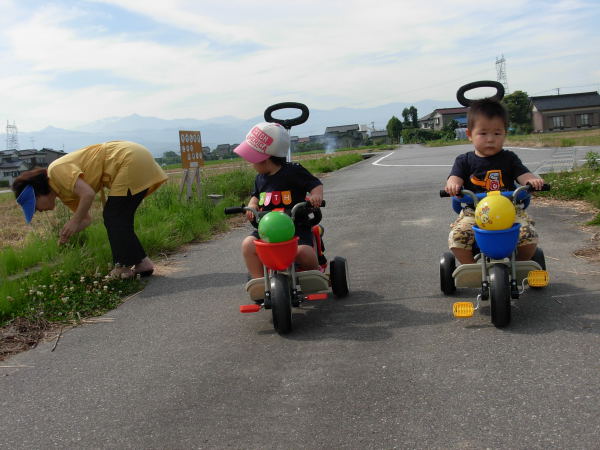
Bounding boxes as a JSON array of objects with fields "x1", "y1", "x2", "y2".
[
  {"x1": 456, "y1": 80, "x2": 505, "y2": 107},
  {"x1": 308, "y1": 208, "x2": 322, "y2": 227},
  {"x1": 224, "y1": 206, "x2": 245, "y2": 215},
  {"x1": 264, "y1": 102, "x2": 310, "y2": 129},
  {"x1": 439, "y1": 190, "x2": 451, "y2": 198},
  {"x1": 525, "y1": 183, "x2": 552, "y2": 192}
]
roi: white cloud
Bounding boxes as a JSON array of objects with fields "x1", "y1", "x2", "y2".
[{"x1": 1, "y1": 0, "x2": 599, "y2": 130}]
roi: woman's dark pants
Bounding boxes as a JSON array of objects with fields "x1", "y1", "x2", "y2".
[{"x1": 103, "y1": 189, "x2": 148, "y2": 267}]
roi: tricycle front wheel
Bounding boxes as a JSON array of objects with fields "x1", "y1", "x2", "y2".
[
  {"x1": 271, "y1": 273, "x2": 292, "y2": 334},
  {"x1": 490, "y1": 264, "x2": 511, "y2": 328}
]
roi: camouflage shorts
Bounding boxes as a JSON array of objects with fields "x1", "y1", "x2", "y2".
[{"x1": 448, "y1": 207, "x2": 538, "y2": 250}]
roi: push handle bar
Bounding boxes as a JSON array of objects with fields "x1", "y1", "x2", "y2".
[
  {"x1": 456, "y1": 80, "x2": 505, "y2": 107},
  {"x1": 264, "y1": 102, "x2": 310, "y2": 130}
]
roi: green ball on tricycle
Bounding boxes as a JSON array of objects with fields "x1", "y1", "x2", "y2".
[{"x1": 258, "y1": 211, "x2": 295, "y2": 243}]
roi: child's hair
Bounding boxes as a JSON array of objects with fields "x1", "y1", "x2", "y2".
[
  {"x1": 269, "y1": 156, "x2": 287, "y2": 166},
  {"x1": 467, "y1": 98, "x2": 509, "y2": 130},
  {"x1": 12, "y1": 168, "x2": 51, "y2": 198}
]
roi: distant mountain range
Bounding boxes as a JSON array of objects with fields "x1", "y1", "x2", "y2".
[{"x1": 2, "y1": 99, "x2": 457, "y2": 156}]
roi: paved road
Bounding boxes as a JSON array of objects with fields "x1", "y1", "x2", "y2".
[{"x1": 2, "y1": 145, "x2": 599, "y2": 449}]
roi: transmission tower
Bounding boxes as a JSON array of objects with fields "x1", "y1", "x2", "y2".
[
  {"x1": 495, "y1": 54, "x2": 509, "y2": 94},
  {"x1": 6, "y1": 121, "x2": 19, "y2": 150}
]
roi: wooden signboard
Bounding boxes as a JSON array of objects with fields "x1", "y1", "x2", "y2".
[
  {"x1": 179, "y1": 130, "x2": 204, "y2": 169},
  {"x1": 178, "y1": 130, "x2": 203, "y2": 199}
]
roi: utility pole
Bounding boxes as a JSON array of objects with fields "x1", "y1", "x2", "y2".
[{"x1": 495, "y1": 54, "x2": 509, "y2": 94}]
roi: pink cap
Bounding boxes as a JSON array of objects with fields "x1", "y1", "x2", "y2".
[{"x1": 234, "y1": 122, "x2": 290, "y2": 163}]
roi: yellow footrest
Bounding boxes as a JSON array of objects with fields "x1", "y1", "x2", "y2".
[
  {"x1": 453, "y1": 302, "x2": 475, "y2": 318},
  {"x1": 528, "y1": 270, "x2": 549, "y2": 287}
]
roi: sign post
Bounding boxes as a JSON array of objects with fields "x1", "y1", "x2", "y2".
[{"x1": 178, "y1": 130, "x2": 204, "y2": 200}]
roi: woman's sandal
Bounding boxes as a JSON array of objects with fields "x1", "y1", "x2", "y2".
[
  {"x1": 108, "y1": 267, "x2": 135, "y2": 280},
  {"x1": 134, "y1": 269, "x2": 154, "y2": 278}
]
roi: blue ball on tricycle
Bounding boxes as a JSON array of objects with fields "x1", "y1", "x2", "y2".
[{"x1": 473, "y1": 223, "x2": 521, "y2": 259}]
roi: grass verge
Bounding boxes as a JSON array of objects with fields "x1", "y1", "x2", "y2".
[{"x1": 537, "y1": 166, "x2": 600, "y2": 225}]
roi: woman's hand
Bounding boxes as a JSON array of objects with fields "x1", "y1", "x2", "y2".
[
  {"x1": 59, "y1": 216, "x2": 90, "y2": 244},
  {"x1": 58, "y1": 178, "x2": 95, "y2": 244}
]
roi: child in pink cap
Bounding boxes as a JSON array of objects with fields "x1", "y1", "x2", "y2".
[{"x1": 234, "y1": 122, "x2": 324, "y2": 279}]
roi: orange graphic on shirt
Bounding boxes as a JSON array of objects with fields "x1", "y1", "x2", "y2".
[
  {"x1": 282, "y1": 191, "x2": 292, "y2": 205},
  {"x1": 471, "y1": 170, "x2": 504, "y2": 191}
]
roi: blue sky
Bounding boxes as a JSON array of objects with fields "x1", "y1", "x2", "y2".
[{"x1": 1, "y1": 0, "x2": 599, "y2": 131}]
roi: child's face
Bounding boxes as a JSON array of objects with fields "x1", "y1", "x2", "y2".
[
  {"x1": 252, "y1": 159, "x2": 280, "y2": 175},
  {"x1": 467, "y1": 115, "x2": 506, "y2": 157}
]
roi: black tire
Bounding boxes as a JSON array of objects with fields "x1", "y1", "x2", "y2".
[
  {"x1": 330, "y1": 256, "x2": 349, "y2": 298},
  {"x1": 532, "y1": 247, "x2": 546, "y2": 270},
  {"x1": 489, "y1": 264, "x2": 511, "y2": 328},
  {"x1": 440, "y1": 252, "x2": 457, "y2": 295},
  {"x1": 270, "y1": 273, "x2": 292, "y2": 334}
]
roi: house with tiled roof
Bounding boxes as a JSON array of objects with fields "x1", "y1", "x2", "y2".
[
  {"x1": 0, "y1": 148, "x2": 66, "y2": 184},
  {"x1": 370, "y1": 130, "x2": 389, "y2": 145},
  {"x1": 324, "y1": 124, "x2": 366, "y2": 149},
  {"x1": 213, "y1": 144, "x2": 233, "y2": 159},
  {"x1": 530, "y1": 92, "x2": 600, "y2": 132},
  {"x1": 0, "y1": 159, "x2": 29, "y2": 185},
  {"x1": 418, "y1": 107, "x2": 469, "y2": 131}
]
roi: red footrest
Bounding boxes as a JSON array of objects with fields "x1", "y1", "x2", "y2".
[
  {"x1": 306, "y1": 293, "x2": 328, "y2": 301},
  {"x1": 240, "y1": 304, "x2": 261, "y2": 313}
]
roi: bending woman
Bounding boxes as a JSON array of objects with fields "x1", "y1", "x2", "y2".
[{"x1": 12, "y1": 141, "x2": 167, "y2": 279}]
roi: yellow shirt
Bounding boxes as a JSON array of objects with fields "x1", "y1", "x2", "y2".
[{"x1": 48, "y1": 141, "x2": 168, "y2": 212}]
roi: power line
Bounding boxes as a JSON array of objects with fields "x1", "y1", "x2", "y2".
[{"x1": 531, "y1": 83, "x2": 599, "y2": 96}]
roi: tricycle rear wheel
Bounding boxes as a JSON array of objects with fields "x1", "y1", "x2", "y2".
[
  {"x1": 532, "y1": 247, "x2": 546, "y2": 270},
  {"x1": 330, "y1": 256, "x2": 349, "y2": 298},
  {"x1": 490, "y1": 264, "x2": 511, "y2": 328},
  {"x1": 271, "y1": 273, "x2": 292, "y2": 334},
  {"x1": 440, "y1": 252, "x2": 457, "y2": 295}
]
